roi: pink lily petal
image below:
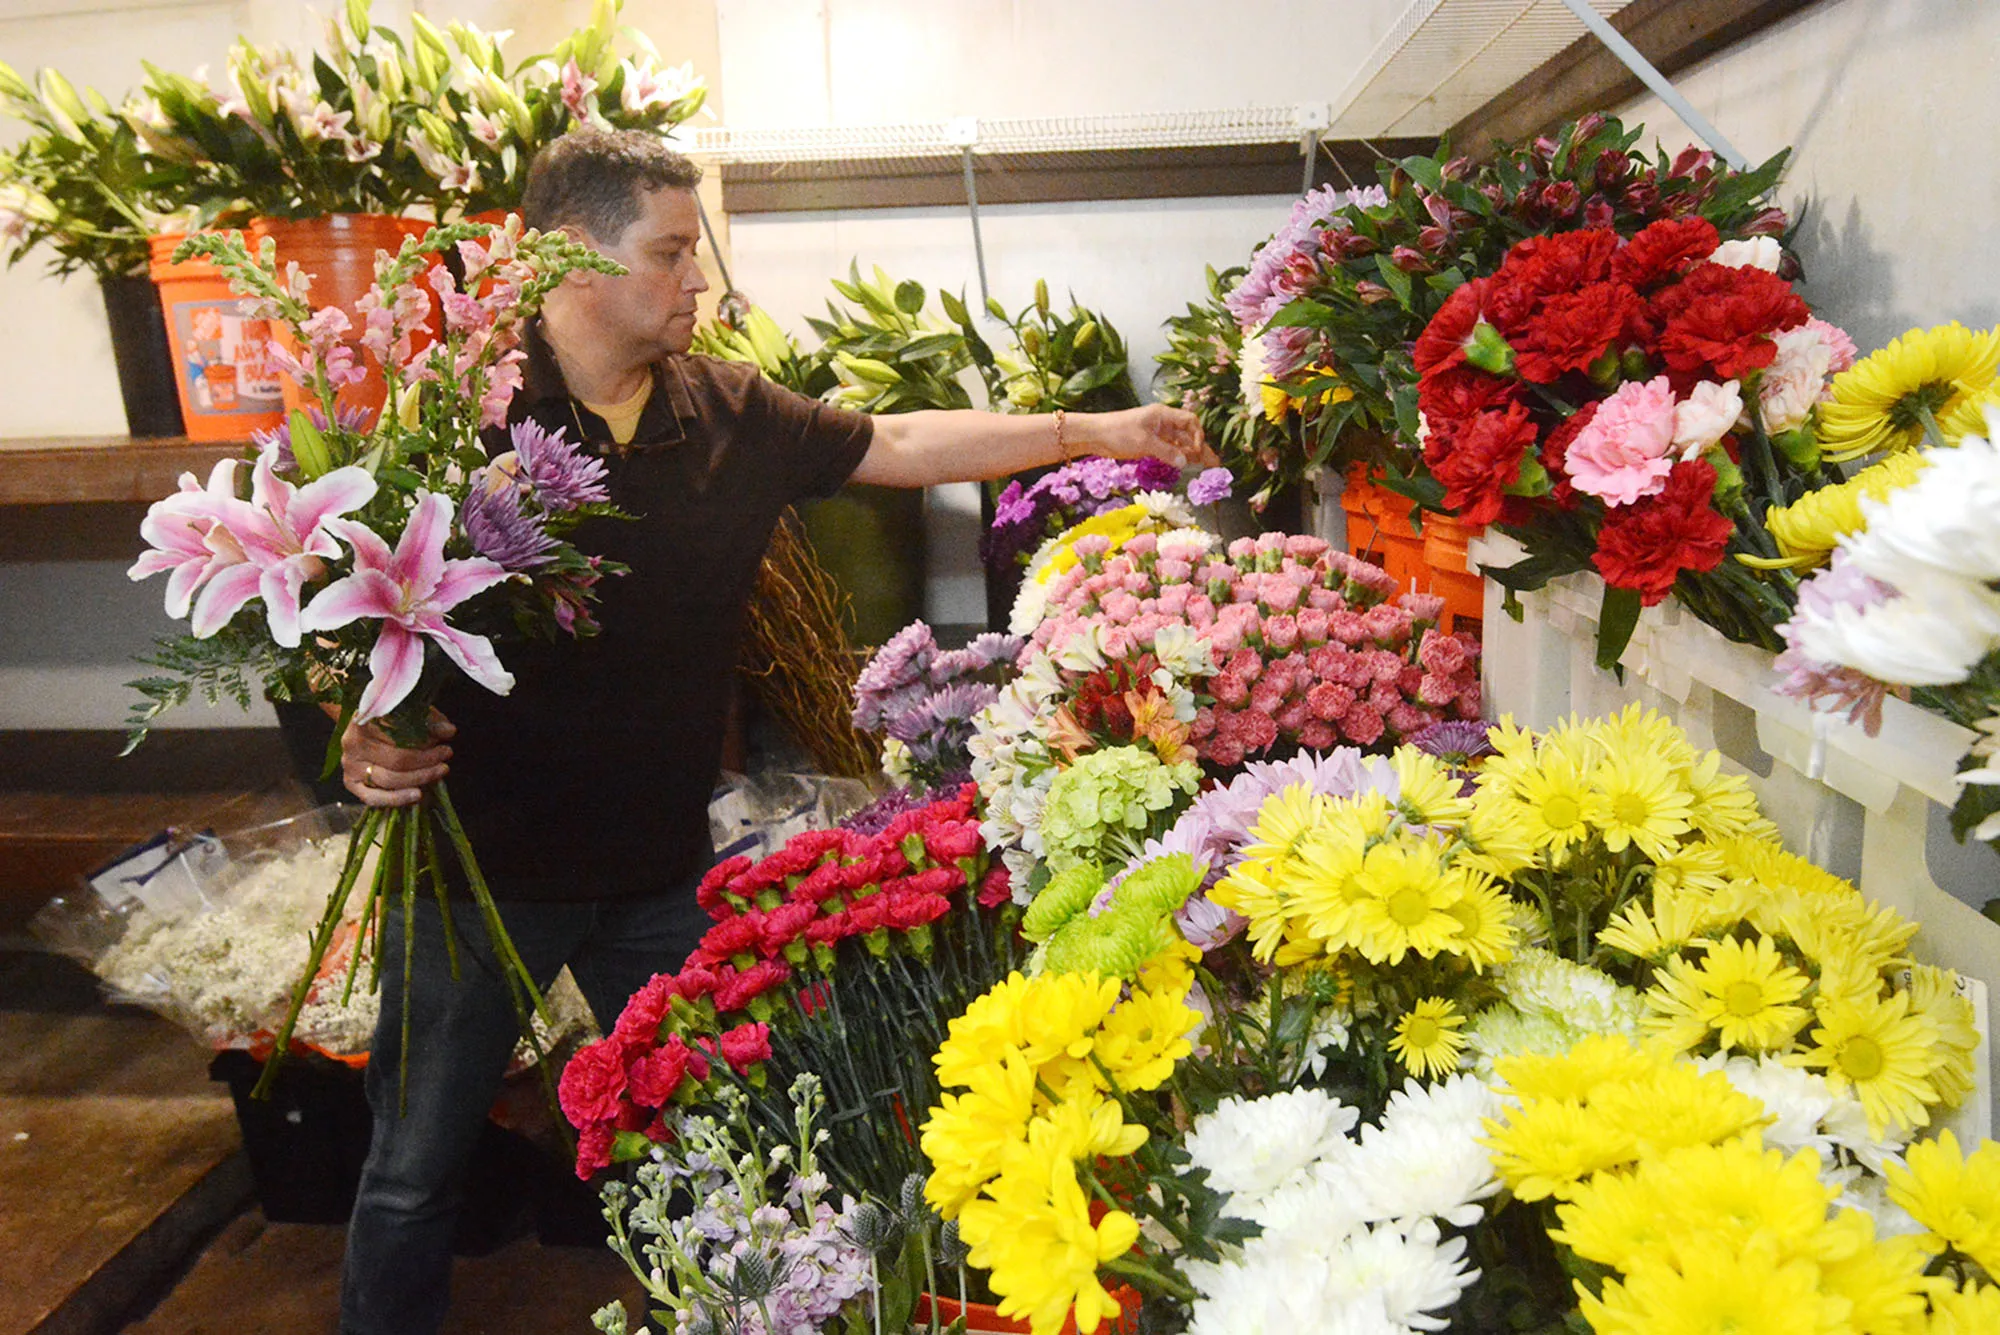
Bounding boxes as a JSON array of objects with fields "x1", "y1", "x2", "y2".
[
  {"x1": 353, "y1": 621, "x2": 425, "y2": 724},
  {"x1": 431, "y1": 556, "x2": 512, "y2": 610},
  {"x1": 419, "y1": 616, "x2": 514, "y2": 698},
  {"x1": 261, "y1": 560, "x2": 316, "y2": 648},
  {"x1": 190, "y1": 562, "x2": 264, "y2": 637},
  {"x1": 393, "y1": 491, "x2": 452, "y2": 595},
  {"x1": 288, "y1": 466, "x2": 377, "y2": 554},
  {"x1": 161, "y1": 557, "x2": 213, "y2": 620},
  {"x1": 323, "y1": 515, "x2": 394, "y2": 572},
  {"x1": 298, "y1": 567, "x2": 404, "y2": 634}
]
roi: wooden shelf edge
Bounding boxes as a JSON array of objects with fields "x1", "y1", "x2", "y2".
[{"x1": 0, "y1": 436, "x2": 252, "y2": 506}]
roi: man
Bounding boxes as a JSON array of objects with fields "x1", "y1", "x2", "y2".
[{"x1": 336, "y1": 127, "x2": 1212, "y2": 1335}]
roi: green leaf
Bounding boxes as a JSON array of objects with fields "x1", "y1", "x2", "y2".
[
  {"x1": 1060, "y1": 361, "x2": 1127, "y2": 398},
  {"x1": 288, "y1": 408, "x2": 332, "y2": 479},
  {"x1": 938, "y1": 288, "x2": 969, "y2": 326},
  {"x1": 1400, "y1": 154, "x2": 1444, "y2": 193},
  {"x1": 1484, "y1": 550, "x2": 1587, "y2": 593},
  {"x1": 1372, "y1": 253, "x2": 1414, "y2": 311},
  {"x1": 1595, "y1": 584, "x2": 1643, "y2": 672},
  {"x1": 1262, "y1": 297, "x2": 1336, "y2": 330},
  {"x1": 897, "y1": 331, "x2": 965, "y2": 363}
]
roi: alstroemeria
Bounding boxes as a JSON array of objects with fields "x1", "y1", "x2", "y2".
[
  {"x1": 198, "y1": 447, "x2": 378, "y2": 647},
  {"x1": 300, "y1": 491, "x2": 515, "y2": 722},
  {"x1": 128, "y1": 457, "x2": 249, "y2": 623}
]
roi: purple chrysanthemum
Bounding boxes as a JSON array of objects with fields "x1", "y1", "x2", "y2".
[
  {"x1": 980, "y1": 455, "x2": 1184, "y2": 572},
  {"x1": 509, "y1": 419, "x2": 610, "y2": 512},
  {"x1": 462, "y1": 480, "x2": 558, "y2": 569},
  {"x1": 852, "y1": 621, "x2": 938, "y2": 730},
  {"x1": 1409, "y1": 720, "x2": 1496, "y2": 767}
]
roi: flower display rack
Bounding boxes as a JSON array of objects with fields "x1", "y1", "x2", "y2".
[{"x1": 1470, "y1": 532, "x2": 1998, "y2": 1141}]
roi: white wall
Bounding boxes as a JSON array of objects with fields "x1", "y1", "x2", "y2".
[{"x1": 1615, "y1": 0, "x2": 2000, "y2": 353}]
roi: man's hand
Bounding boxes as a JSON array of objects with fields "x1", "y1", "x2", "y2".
[
  {"x1": 1074, "y1": 403, "x2": 1219, "y2": 470},
  {"x1": 341, "y1": 709, "x2": 456, "y2": 808}
]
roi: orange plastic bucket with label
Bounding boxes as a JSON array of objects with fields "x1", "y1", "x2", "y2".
[{"x1": 149, "y1": 233, "x2": 287, "y2": 442}]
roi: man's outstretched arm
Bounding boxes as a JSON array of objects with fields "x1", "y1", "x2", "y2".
[{"x1": 850, "y1": 403, "x2": 1217, "y2": 488}]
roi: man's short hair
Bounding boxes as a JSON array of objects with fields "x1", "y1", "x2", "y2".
[{"x1": 521, "y1": 128, "x2": 704, "y2": 244}]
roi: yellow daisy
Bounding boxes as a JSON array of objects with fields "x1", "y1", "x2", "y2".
[
  {"x1": 1592, "y1": 704, "x2": 1697, "y2": 771},
  {"x1": 1390, "y1": 746, "x2": 1472, "y2": 825},
  {"x1": 1473, "y1": 713, "x2": 1542, "y2": 794},
  {"x1": 1885, "y1": 1129, "x2": 2000, "y2": 1274},
  {"x1": 1493, "y1": 1033, "x2": 1664, "y2": 1104},
  {"x1": 1439, "y1": 870, "x2": 1519, "y2": 968},
  {"x1": 1280, "y1": 821, "x2": 1370, "y2": 947},
  {"x1": 1679, "y1": 755, "x2": 1771, "y2": 842},
  {"x1": 1580, "y1": 1237, "x2": 1845, "y2": 1335},
  {"x1": 1509, "y1": 751, "x2": 1598, "y2": 857},
  {"x1": 1586, "y1": 748, "x2": 1695, "y2": 861},
  {"x1": 1646, "y1": 935, "x2": 1811, "y2": 1054},
  {"x1": 1551, "y1": 1163, "x2": 1675, "y2": 1273},
  {"x1": 1340, "y1": 839, "x2": 1465, "y2": 964},
  {"x1": 1928, "y1": 1281, "x2": 2000, "y2": 1335},
  {"x1": 1630, "y1": 1138, "x2": 1837, "y2": 1263},
  {"x1": 1458, "y1": 785, "x2": 1538, "y2": 878},
  {"x1": 1648, "y1": 842, "x2": 1731, "y2": 897},
  {"x1": 1388, "y1": 995, "x2": 1467, "y2": 1079},
  {"x1": 1819, "y1": 321, "x2": 2000, "y2": 460},
  {"x1": 1903, "y1": 965, "x2": 1980, "y2": 1108},
  {"x1": 1815, "y1": 1224, "x2": 1935, "y2": 1335},
  {"x1": 1587, "y1": 1061, "x2": 1770, "y2": 1157},
  {"x1": 1208, "y1": 858, "x2": 1290, "y2": 964},
  {"x1": 1802, "y1": 990, "x2": 1942, "y2": 1137},
  {"x1": 1242, "y1": 783, "x2": 1333, "y2": 866},
  {"x1": 1598, "y1": 889, "x2": 1718, "y2": 963},
  {"x1": 1937, "y1": 380, "x2": 2000, "y2": 445}
]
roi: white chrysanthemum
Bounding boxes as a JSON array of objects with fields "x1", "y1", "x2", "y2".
[
  {"x1": 1157, "y1": 527, "x2": 1220, "y2": 565},
  {"x1": 1465, "y1": 1006, "x2": 1576, "y2": 1079},
  {"x1": 1185, "y1": 1251, "x2": 1400, "y2": 1335},
  {"x1": 1130, "y1": 490, "x2": 1200, "y2": 529},
  {"x1": 1184, "y1": 1089, "x2": 1359, "y2": 1203},
  {"x1": 1341, "y1": 1077, "x2": 1501, "y2": 1228},
  {"x1": 1241, "y1": 1160, "x2": 1367, "y2": 1250},
  {"x1": 1321, "y1": 1219, "x2": 1478, "y2": 1333},
  {"x1": 1238, "y1": 334, "x2": 1271, "y2": 415}
]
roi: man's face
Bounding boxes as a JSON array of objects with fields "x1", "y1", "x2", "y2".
[{"x1": 578, "y1": 186, "x2": 710, "y2": 360}]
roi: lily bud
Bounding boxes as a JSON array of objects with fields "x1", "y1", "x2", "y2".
[
  {"x1": 1461, "y1": 320, "x2": 1515, "y2": 376},
  {"x1": 345, "y1": 0, "x2": 373, "y2": 42},
  {"x1": 1034, "y1": 278, "x2": 1049, "y2": 316},
  {"x1": 0, "y1": 60, "x2": 34, "y2": 106},
  {"x1": 37, "y1": 68, "x2": 90, "y2": 139}
]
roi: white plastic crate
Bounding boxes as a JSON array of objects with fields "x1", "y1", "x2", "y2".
[{"x1": 1469, "y1": 534, "x2": 1999, "y2": 1141}]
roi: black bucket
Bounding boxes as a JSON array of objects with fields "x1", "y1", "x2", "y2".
[{"x1": 100, "y1": 272, "x2": 186, "y2": 438}]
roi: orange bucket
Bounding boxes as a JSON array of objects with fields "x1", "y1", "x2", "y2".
[
  {"x1": 914, "y1": 1288, "x2": 1140, "y2": 1335},
  {"x1": 248, "y1": 214, "x2": 438, "y2": 426},
  {"x1": 149, "y1": 232, "x2": 288, "y2": 442},
  {"x1": 1419, "y1": 511, "x2": 1486, "y2": 637}
]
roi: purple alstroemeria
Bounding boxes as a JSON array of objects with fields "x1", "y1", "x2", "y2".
[
  {"x1": 127, "y1": 457, "x2": 249, "y2": 623},
  {"x1": 195, "y1": 444, "x2": 378, "y2": 646},
  {"x1": 300, "y1": 492, "x2": 515, "y2": 723}
]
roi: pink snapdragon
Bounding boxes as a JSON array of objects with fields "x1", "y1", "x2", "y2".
[
  {"x1": 1563, "y1": 374, "x2": 1679, "y2": 506},
  {"x1": 300, "y1": 491, "x2": 515, "y2": 723}
]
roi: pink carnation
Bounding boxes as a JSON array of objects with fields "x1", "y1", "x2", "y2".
[{"x1": 1563, "y1": 375, "x2": 1679, "y2": 506}]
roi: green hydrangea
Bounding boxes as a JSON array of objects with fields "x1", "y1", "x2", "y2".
[{"x1": 1039, "y1": 745, "x2": 1200, "y2": 871}]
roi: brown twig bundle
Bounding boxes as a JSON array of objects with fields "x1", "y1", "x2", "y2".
[{"x1": 740, "y1": 509, "x2": 881, "y2": 779}]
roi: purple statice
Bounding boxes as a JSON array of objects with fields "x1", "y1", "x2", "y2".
[
  {"x1": 1225, "y1": 183, "x2": 1389, "y2": 332},
  {"x1": 1187, "y1": 467, "x2": 1234, "y2": 506},
  {"x1": 251, "y1": 402, "x2": 375, "y2": 473},
  {"x1": 852, "y1": 621, "x2": 938, "y2": 731},
  {"x1": 981, "y1": 455, "x2": 1183, "y2": 572},
  {"x1": 462, "y1": 480, "x2": 558, "y2": 569},
  {"x1": 507, "y1": 419, "x2": 610, "y2": 512},
  {"x1": 1773, "y1": 553, "x2": 1898, "y2": 735}
]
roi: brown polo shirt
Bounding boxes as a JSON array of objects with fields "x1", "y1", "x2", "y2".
[{"x1": 438, "y1": 328, "x2": 875, "y2": 901}]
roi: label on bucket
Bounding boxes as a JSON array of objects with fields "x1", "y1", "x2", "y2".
[{"x1": 169, "y1": 299, "x2": 286, "y2": 415}]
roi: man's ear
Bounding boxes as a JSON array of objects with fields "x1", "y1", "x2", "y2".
[{"x1": 557, "y1": 223, "x2": 598, "y2": 280}]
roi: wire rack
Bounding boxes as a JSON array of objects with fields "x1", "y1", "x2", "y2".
[{"x1": 688, "y1": 0, "x2": 1637, "y2": 162}]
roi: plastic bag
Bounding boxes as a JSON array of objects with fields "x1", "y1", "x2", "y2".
[{"x1": 708, "y1": 769, "x2": 876, "y2": 864}]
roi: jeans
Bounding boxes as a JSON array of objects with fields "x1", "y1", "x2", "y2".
[{"x1": 339, "y1": 885, "x2": 711, "y2": 1335}]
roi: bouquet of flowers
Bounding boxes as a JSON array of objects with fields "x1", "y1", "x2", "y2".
[
  {"x1": 980, "y1": 455, "x2": 1184, "y2": 579},
  {"x1": 851, "y1": 621, "x2": 1024, "y2": 794},
  {"x1": 1412, "y1": 215, "x2": 1854, "y2": 664},
  {"x1": 1218, "y1": 114, "x2": 1792, "y2": 505},
  {"x1": 125, "y1": 216, "x2": 623, "y2": 1095},
  {"x1": 1154, "y1": 265, "x2": 1295, "y2": 513}
]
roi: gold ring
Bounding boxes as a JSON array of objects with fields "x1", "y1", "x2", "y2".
[{"x1": 364, "y1": 764, "x2": 375, "y2": 786}]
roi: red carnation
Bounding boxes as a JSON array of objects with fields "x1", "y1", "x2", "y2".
[
  {"x1": 1652, "y1": 263, "x2": 1810, "y2": 381},
  {"x1": 696, "y1": 856, "x2": 752, "y2": 918},
  {"x1": 558, "y1": 1039, "x2": 629, "y2": 1128},
  {"x1": 977, "y1": 864, "x2": 1013, "y2": 909},
  {"x1": 712, "y1": 959, "x2": 790, "y2": 1013},
  {"x1": 884, "y1": 888, "x2": 952, "y2": 932},
  {"x1": 1512, "y1": 281, "x2": 1650, "y2": 384},
  {"x1": 1538, "y1": 401, "x2": 1598, "y2": 509},
  {"x1": 805, "y1": 912, "x2": 855, "y2": 946},
  {"x1": 1611, "y1": 217, "x2": 1720, "y2": 290},
  {"x1": 791, "y1": 858, "x2": 848, "y2": 905},
  {"x1": 758, "y1": 900, "x2": 819, "y2": 955},
  {"x1": 1592, "y1": 458, "x2": 1736, "y2": 604},
  {"x1": 718, "y1": 1022, "x2": 773, "y2": 1075},
  {"x1": 625, "y1": 1036, "x2": 696, "y2": 1107},
  {"x1": 1412, "y1": 278, "x2": 1492, "y2": 378},
  {"x1": 669, "y1": 964, "x2": 719, "y2": 1003},
  {"x1": 1417, "y1": 365, "x2": 1520, "y2": 435},
  {"x1": 923, "y1": 821, "x2": 983, "y2": 863},
  {"x1": 1485, "y1": 229, "x2": 1619, "y2": 331},
  {"x1": 694, "y1": 912, "x2": 763, "y2": 965},
  {"x1": 1427, "y1": 401, "x2": 1541, "y2": 526},
  {"x1": 574, "y1": 1123, "x2": 616, "y2": 1179},
  {"x1": 611, "y1": 974, "x2": 675, "y2": 1046},
  {"x1": 847, "y1": 895, "x2": 889, "y2": 934}
]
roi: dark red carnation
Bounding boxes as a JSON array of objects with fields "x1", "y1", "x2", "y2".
[
  {"x1": 1592, "y1": 459, "x2": 1736, "y2": 604},
  {"x1": 1610, "y1": 217, "x2": 1720, "y2": 290},
  {"x1": 805, "y1": 913, "x2": 855, "y2": 946},
  {"x1": 1538, "y1": 401, "x2": 1598, "y2": 509},
  {"x1": 923, "y1": 821, "x2": 983, "y2": 863},
  {"x1": 611, "y1": 974, "x2": 674, "y2": 1046},
  {"x1": 1651, "y1": 263, "x2": 1810, "y2": 381},
  {"x1": 1512, "y1": 282, "x2": 1650, "y2": 384},
  {"x1": 718, "y1": 1022, "x2": 773, "y2": 1075},
  {"x1": 1427, "y1": 401, "x2": 1542, "y2": 526},
  {"x1": 758, "y1": 900, "x2": 820, "y2": 955},
  {"x1": 712, "y1": 959, "x2": 790, "y2": 1013},
  {"x1": 625, "y1": 1036, "x2": 695, "y2": 1107},
  {"x1": 884, "y1": 888, "x2": 952, "y2": 932},
  {"x1": 558, "y1": 1039, "x2": 628, "y2": 1128},
  {"x1": 574, "y1": 1123, "x2": 616, "y2": 1179},
  {"x1": 1417, "y1": 365, "x2": 1521, "y2": 436},
  {"x1": 1412, "y1": 278, "x2": 1492, "y2": 378}
]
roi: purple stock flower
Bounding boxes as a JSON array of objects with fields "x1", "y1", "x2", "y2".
[
  {"x1": 1187, "y1": 467, "x2": 1234, "y2": 506},
  {"x1": 980, "y1": 455, "x2": 1183, "y2": 572},
  {"x1": 462, "y1": 480, "x2": 558, "y2": 569},
  {"x1": 506, "y1": 419, "x2": 609, "y2": 512}
]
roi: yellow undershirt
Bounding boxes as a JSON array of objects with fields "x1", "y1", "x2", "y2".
[{"x1": 578, "y1": 377, "x2": 654, "y2": 447}]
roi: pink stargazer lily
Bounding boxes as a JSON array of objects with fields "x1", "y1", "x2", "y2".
[
  {"x1": 198, "y1": 447, "x2": 379, "y2": 647},
  {"x1": 128, "y1": 457, "x2": 249, "y2": 623},
  {"x1": 300, "y1": 491, "x2": 515, "y2": 723}
]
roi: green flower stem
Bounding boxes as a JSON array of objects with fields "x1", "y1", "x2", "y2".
[
  {"x1": 417, "y1": 813, "x2": 460, "y2": 982},
  {"x1": 339, "y1": 810, "x2": 390, "y2": 1003},
  {"x1": 253, "y1": 805, "x2": 384, "y2": 1099},
  {"x1": 398, "y1": 803, "x2": 421, "y2": 1115},
  {"x1": 1104, "y1": 1254, "x2": 1198, "y2": 1304}
]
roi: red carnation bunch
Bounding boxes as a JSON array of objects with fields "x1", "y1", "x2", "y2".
[
  {"x1": 1412, "y1": 218, "x2": 1851, "y2": 660},
  {"x1": 560, "y1": 785, "x2": 1012, "y2": 1177}
]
